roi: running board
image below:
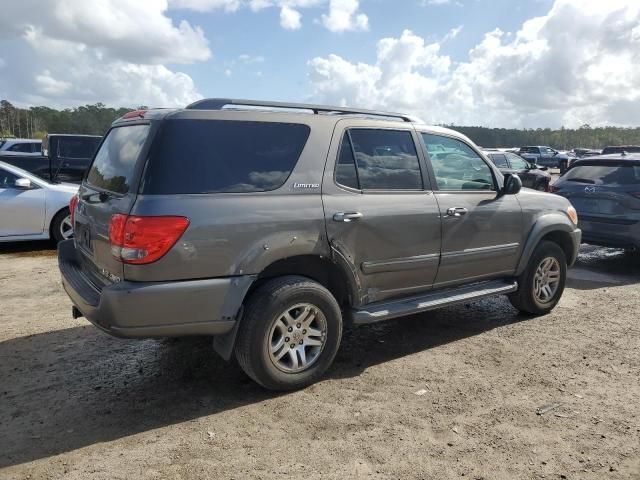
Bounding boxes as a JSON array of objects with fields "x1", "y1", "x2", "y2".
[{"x1": 351, "y1": 279, "x2": 518, "y2": 325}]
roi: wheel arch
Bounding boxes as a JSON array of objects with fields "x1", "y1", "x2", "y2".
[{"x1": 48, "y1": 205, "x2": 71, "y2": 239}]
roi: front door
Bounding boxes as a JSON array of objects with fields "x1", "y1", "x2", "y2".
[
  {"x1": 0, "y1": 167, "x2": 46, "y2": 236},
  {"x1": 420, "y1": 132, "x2": 523, "y2": 287},
  {"x1": 505, "y1": 152, "x2": 536, "y2": 188},
  {"x1": 323, "y1": 122, "x2": 442, "y2": 305}
]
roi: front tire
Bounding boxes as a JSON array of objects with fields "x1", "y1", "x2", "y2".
[
  {"x1": 51, "y1": 208, "x2": 73, "y2": 243},
  {"x1": 509, "y1": 241, "x2": 567, "y2": 315},
  {"x1": 234, "y1": 276, "x2": 343, "y2": 391}
]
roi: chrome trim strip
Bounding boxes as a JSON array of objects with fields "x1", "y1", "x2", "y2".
[{"x1": 361, "y1": 253, "x2": 440, "y2": 275}]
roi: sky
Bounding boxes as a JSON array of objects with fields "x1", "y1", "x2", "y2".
[{"x1": 0, "y1": 0, "x2": 639, "y2": 128}]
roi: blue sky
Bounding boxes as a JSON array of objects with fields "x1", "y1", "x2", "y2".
[
  {"x1": 170, "y1": 0, "x2": 555, "y2": 102},
  {"x1": 0, "y1": 0, "x2": 638, "y2": 128}
]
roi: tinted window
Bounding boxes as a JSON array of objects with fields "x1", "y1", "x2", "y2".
[
  {"x1": 602, "y1": 146, "x2": 640, "y2": 155},
  {"x1": 489, "y1": 153, "x2": 508, "y2": 167},
  {"x1": 422, "y1": 133, "x2": 494, "y2": 191},
  {"x1": 58, "y1": 137, "x2": 101, "y2": 159},
  {"x1": 563, "y1": 164, "x2": 640, "y2": 186},
  {"x1": 339, "y1": 129, "x2": 422, "y2": 190},
  {"x1": 0, "y1": 168, "x2": 19, "y2": 188},
  {"x1": 143, "y1": 120, "x2": 310, "y2": 194},
  {"x1": 335, "y1": 133, "x2": 359, "y2": 189},
  {"x1": 8, "y1": 143, "x2": 32, "y2": 153},
  {"x1": 86, "y1": 125, "x2": 149, "y2": 194},
  {"x1": 520, "y1": 147, "x2": 538, "y2": 154},
  {"x1": 507, "y1": 153, "x2": 529, "y2": 169},
  {"x1": 31, "y1": 142, "x2": 41, "y2": 153}
]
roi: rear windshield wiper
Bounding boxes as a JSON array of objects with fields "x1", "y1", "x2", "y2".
[{"x1": 566, "y1": 178, "x2": 595, "y2": 184}]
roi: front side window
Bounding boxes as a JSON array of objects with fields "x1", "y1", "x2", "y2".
[
  {"x1": 422, "y1": 133, "x2": 495, "y2": 191},
  {"x1": 8, "y1": 143, "x2": 32, "y2": 153},
  {"x1": 0, "y1": 168, "x2": 19, "y2": 188},
  {"x1": 506, "y1": 153, "x2": 529, "y2": 170},
  {"x1": 335, "y1": 129, "x2": 422, "y2": 190}
]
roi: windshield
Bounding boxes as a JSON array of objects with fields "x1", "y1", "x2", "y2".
[
  {"x1": 563, "y1": 164, "x2": 640, "y2": 186},
  {"x1": 86, "y1": 125, "x2": 150, "y2": 194}
]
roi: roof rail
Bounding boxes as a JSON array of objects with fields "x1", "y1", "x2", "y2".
[{"x1": 185, "y1": 98, "x2": 420, "y2": 123}]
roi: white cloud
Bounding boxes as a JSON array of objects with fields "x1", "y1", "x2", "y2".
[
  {"x1": 0, "y1": 0, "x2": 208, "y2": 107},
  {"x1": 168, "y1": 0, "x2": 242, "y2": 12},
  {"x1": 280, "y1": 6, "x2": 303, "y2": 30},
  {"x1": 321, "y1": 0, "x2": 368, "y2": 32},
  {"x1": 308, "y1": 0, "x2": 640, "y2": 127}
]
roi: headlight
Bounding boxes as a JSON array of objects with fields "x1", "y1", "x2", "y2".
[{"x1": 567, "y1": 206, "x2": 578, "y2": 225}]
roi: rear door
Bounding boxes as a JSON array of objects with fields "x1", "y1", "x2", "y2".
[
  {"x1": 420, "y1": 132, "x2": 523, "y2": 287},
  {"x1": 73, "y1": 124, "x2": 151, "y2": 284},
  {"x1": 322, "y1": 121, "x2": 441, "y2": 305}
]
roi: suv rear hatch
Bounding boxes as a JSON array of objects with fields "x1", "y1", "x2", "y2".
[{"x1": 73, "y1": 123, "x2": 152, "y2": 287}]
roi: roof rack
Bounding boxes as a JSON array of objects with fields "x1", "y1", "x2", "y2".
[{"x1": 185, "y1": 98, "x2": 420, "y2": 123}]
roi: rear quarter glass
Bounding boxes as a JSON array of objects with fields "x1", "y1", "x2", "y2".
[
  {"x1": 86, "y1": 125, "x2": 150, "y2": 194},
  {"x1": 140, "y1": 119, "x2": 310, "y2": 195}
]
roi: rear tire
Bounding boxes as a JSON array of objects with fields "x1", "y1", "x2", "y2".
[
  {"x1": 51, "y1": 208, "x2": 73, "y2": 244},
  {"x1": 509, "y1": 241, "x2": 567, "y2": 315},
  {"x1": 234, "y1": 276, "x2": 342, "y2": 391}
]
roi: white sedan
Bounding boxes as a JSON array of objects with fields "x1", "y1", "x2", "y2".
[{"x1": 0, "y1": 160, "x2": 77, "y2": 243}]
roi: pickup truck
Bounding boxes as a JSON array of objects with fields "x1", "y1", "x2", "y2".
[
  {"x1": 0, "y1": 134, "x2": 101, "y2": 183},
  {"x1": 519, "y1": 146, "x2": 570, "y2": 172}
]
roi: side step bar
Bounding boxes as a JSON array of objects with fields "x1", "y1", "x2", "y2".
[{"x1": 351, "y1": 279, "x2": 518, "y2": 325}]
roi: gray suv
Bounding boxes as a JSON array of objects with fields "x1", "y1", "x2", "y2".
[{"x1": 58, "y1": 99, "x2": 581, "y2": 390}]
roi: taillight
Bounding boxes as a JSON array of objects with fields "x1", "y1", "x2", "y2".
[
  {"x1": 109, "y1": 214, "x2": 189, "y2": 264},
  {"x1": 630, "y1": 192, "x2": 640, "y2": 199},
  {"x1": 69, "y1": 194, "x2": 79, "y2": 227}
]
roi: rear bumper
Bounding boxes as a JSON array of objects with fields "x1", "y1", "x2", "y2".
[
  {"x1": 58, "y1": 239, "x2": 254, "y2": 338},
  {"x1": 579, "y1": 218, "x2": 640, "y2": 249}
]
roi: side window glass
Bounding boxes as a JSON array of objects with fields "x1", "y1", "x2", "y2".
[
  {"x1": 348, "y1": 129, "x2": 422, "y2": 190},
  {"x1": 490, "y1": 153, "x2": 508, "y2": 167},
  {"x1": 335, "y1": 132, "x2": 359, "y2": 189},
  {"x1": 507, "y1": 154, "x2": 529, "y2": 170},
  {"x1": 422, "y1": 133, "x2": 495, "y2": 191},
  {"x1": 0, "y1": 169, "x2": 19, "y2": 188},
  {"x1": 9, "y1": 143, "x2": 31, "y2": 153}
]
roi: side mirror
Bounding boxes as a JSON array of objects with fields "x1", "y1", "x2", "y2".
[
  {"x1": 14, "y1": 178, "x2": 32, "y2": 189},
  {"x1": 539, "y1": 166, "x2": 549, "y2": 171},
  {"x1": 503, "y1": 173, "x2": 522, "y2": 195}
]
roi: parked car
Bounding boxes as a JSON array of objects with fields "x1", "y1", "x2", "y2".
[
  {"x1": 0, "y1": 138, "x2": 42, "y2": 156},
  {"x1": 58, "y1": 99, "x2": 581, "y2": 391},
  {"x1": 0, "y1": 160, "x2": 77, "y2": 243},
  {"x1": 572, "y1": 148, "x2": 601, "y2": 158},
  {"x1": 601, "y1": 145, "x2": 640, "y2": 155},
  {"x1": 551, "y1": 154, "x2": 640, "y2": 250},
  {"x1": 519, "y1": 146, "x2": 570, "y2": 172},
  {"x1": 483, "y1": 150, "x2": 551, "y2": 191},
  {"x1": 1, "y1": 134, "x2": 101, "y2": 183}
]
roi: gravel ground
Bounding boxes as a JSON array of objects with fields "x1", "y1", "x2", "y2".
[{"x1": 0, "y1": 241, "x2": 639, "y2": 480}]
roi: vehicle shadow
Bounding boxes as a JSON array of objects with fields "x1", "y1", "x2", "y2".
[
  {"x1": 0, "y1": 296, "x2": 524, "y2": 468},
  {"x1": 567, "y1": 245, "x2": 640, "y2": 290},
  {"x1": 0, "y1": 240, "x2": 55, "y2": 256}
]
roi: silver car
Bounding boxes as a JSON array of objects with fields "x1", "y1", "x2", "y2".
[
  {"x1": 0, "y1": 138, "x2": 42, "y2": 156},
  {"x1": 0, "y1": 160, "x2": 77, "y2": 243}
]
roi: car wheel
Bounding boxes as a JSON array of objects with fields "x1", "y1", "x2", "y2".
[
  {"x1": 234, "y1": 275, "x2": 343, "y2": 391},
  {"x1": 51, "y1": 208, "x2": 73, "y2": 243},
  {"x1": 508, "y1": 240, "x2": 567, "y2": 315}
]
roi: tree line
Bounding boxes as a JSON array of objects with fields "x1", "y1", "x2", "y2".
[{"x1": 1, "y1": 99, "x2": 639, "y2": 149}]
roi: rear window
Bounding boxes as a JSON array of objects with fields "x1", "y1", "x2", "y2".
[
  {"x1": 58, "y1": 137, "x2": 101, "y2": 159},
  {"x1": 86, "y1": 125, "x2": 150, "y2": 194},
  {"x1": 142, "y1": 120, "x2": 310, "y2": 194},
  {"x1": 602, "y1": 146, "x2": 640, "y2": 155},
  {"x1": 563, "y1": 164, "x2": 640, "y2": 185}
]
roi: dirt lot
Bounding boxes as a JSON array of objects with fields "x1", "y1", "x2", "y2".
[{"x1": 0, "y1": 241, "x2": 639, "y2": 480}]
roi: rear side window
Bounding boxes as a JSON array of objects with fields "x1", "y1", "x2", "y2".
[
  {"x1": 142, "y1": 120, "x2": 310, "y2": 194},
  {"x1": 8, "y1": 143, "x2": 32, "y2": 153},
  {"x1": 563, "y1": 164, "x2": 640, "y2": 185},
  {"x1": 86, "y1": 125, "x2": 150, "y2": 194},
  {"x1": 335, "y1": 129, "x2": 422, "y2": 190}
]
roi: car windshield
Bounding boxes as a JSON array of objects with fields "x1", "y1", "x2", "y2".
[{"x1": 563, "y1": 164, "x2": 640, "y2": 186}]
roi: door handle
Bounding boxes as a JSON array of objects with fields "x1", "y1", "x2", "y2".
[
  {"x1": 333, "y1": 212, "x2": 363, "y2": 222},
  {"x1": 446, "y1": 207, "x2": 468, "y2": 217}
]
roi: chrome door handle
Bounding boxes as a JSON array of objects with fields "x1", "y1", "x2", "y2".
[
  {"x1": 446, "y1": 207, "x2": 468, "y2": 217},
  {"x1": 333, "y1": 212, "x2": 364, "y2": 222}
]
